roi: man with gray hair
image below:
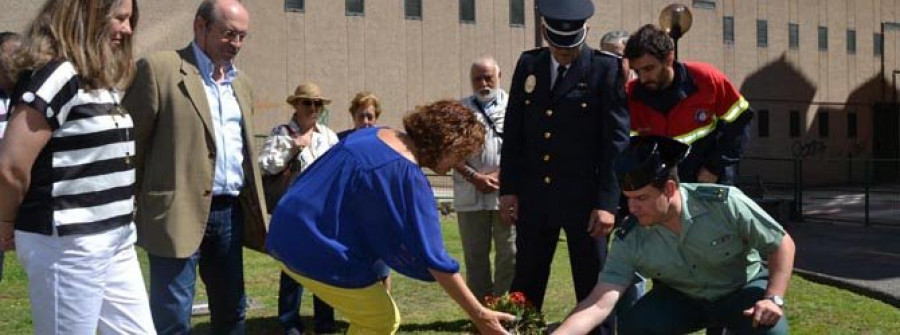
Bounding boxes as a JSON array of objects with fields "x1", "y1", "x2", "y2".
[
  {"x1": 124, "y1": 0, "x2": 267, "y2": 333},
  {"x1": 453, "y1": 56, "x2": 516, "y2": 302},
  {"x1": 599, "y1": 30, "x2": 629, "y2": 58}
]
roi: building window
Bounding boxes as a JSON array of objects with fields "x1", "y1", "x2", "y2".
[
  {"x1": 346, "y1": 0, "x2": 364, "y2": 16},
  {"x1": 847, "y1": 112, "x2": 858, "y2": 138},
  {"x1": 818, "y1": 111, "x2": 830, "y2": 138},
  {"x1": 285, "y1": 0, "x2": 304, "y2": 12},
  {"x1": 510, "y1": 0, "x2": 525, "y2": 26},
  {"x1": 692, "y1": 0, "x2": 716, "y2": 9},
  {"x1": 723, "y1": 16, "x2": 734, "y2": 44},
  {"x1": 757, "y1": 20, "x2": 768, "y2": 47},
  {"x1": 757, "y1": 109, "x2": 770, "y2": 138},
  {"x1": 460, "y1": 0, "x2": 476, "y2": 24},
  {"x1": 789, "y1": 23, "x2": 799, "y2": 50},
  {"x1": 818, "y1": 26, "x2": 828, "y2": 51},
  {"x1": 875, "y1": 33, "x2": 884, "y2": 56},
  {"x1": 789, "y1": 110, "x2": 801, "y2": 138},
  {"x1": 847, "y1": 29, "x2": 856, "y2": 54},
  {"x1": 405, "y1": 0, "x2": 422, "y2": 20}
]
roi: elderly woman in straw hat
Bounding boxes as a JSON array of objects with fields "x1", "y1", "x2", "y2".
[{"x1": 259, "y1": 83, "x2": 340, "y2": 334}]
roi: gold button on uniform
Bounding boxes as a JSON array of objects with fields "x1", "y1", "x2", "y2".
[
  {"x1": 544, "y1": 176, "x2": 552, "y2": 184},
  {"x1": 545, "y1": 109, "x2": 553, "y2": 117},
  {"x1": 543, "y1": 154, "x2": 550, "y2": 162},
  {"x1": 544, "y1": 132, "x2": 552, "y2": 139}
]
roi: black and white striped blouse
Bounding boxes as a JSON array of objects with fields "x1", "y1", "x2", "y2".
[{"x1": 15, "y1": 61, "x2": 135, "y2": 236}]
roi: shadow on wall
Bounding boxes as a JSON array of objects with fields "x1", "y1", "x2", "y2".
[
  {"x1": 741, "y1": 54, "x2": 817, "y2": 108},
  {"x1": 849, "y1": 71, "x2": 900, "y2": 182}
]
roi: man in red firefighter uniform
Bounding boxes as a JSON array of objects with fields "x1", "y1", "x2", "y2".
[{"x1": 624, "y1": 24, "x2": 752, "y2": 185}]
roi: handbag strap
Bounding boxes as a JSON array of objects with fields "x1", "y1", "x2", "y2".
[{"x1": 471, "y1": 97, "x2": 502, "y2": 137}]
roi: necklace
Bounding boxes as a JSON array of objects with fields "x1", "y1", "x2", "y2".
[{"x1": 108, "y1": 91, "x2": 131, "y2": 166}]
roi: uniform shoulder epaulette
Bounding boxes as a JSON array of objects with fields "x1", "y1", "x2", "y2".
[
  {"x1": 695, "y1": 185, "x2": 729, "y2": 202},
  {"x1": 522, "y1": 47, "x2": 545, "y2": 56},
  {"x1": 614, "y1": 215, "x2": 638, "y2": 240}
]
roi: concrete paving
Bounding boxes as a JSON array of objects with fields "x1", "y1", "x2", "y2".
[{"x1": 788, "y1": 220, "x2": 900, "y2": 307}]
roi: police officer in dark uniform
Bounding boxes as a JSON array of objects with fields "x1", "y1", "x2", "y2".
[{"x1": 498, "y1": 0, "x2": 629, "y2": 334}]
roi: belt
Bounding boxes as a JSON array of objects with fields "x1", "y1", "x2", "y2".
[{"x1": 211, "y1": 195, "x2": 239, "y2": 206}]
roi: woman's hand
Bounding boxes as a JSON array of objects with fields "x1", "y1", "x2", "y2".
[{"x1": 472, "y1": 307, "x2": 515, "y2": 335}]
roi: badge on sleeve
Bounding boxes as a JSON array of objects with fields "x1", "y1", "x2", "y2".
[{"x1": 524, "y1": 75, "x2": 536, "y2": 93}]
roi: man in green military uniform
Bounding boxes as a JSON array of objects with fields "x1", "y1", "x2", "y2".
[{"x1": 553, "y1": 136, "x2": 795, "y2": 335}]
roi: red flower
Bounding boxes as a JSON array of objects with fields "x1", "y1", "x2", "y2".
[{"x1": 509, "y1": 291, "x2": 526, "y2": 305}]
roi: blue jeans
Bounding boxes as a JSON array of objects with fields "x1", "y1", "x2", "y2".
[
  {"x1": 149, "y1": 196, "x2": 247, "y2": 335},
  {"x1": 278, "y1": 272, "x2": 336, "y2": 333}
]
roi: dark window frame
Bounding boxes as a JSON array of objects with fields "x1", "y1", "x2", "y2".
[
  {"x1": 723, "y1": 16, "x2": 735, "y2": 44},
  {"x1": 818, "y1": 111, "x2": 830, "y2": 138},
  {"x1": 346, "y1": 0, "x2": 364, "y2": 16},
  {"x1": 789, "y1": 110, "x2": 801, "y2": 138},
  {"x1": 757, "y1": 20, "x2": 768, "y2": 47},
  {"x1": 818, "y1": 26, "x2": 828, "y2": 51},
  {"x1": 847, "y1": 29, "x2": 856, "y2": 54},
  {"x1": 875, "y1": 33, "x2": 884, "y2": 56},
  {"x1": 509, "y1": 0, "x2": 525, "y2": 27},
  {"x1": 757, "y1": 109, "x2": 770, "y2": 138},
  {"x1": 789, "y1": 23, "x2": 799, "y2": 50},
  {"x1": 847, "y1": 112, "x2": 858, "y2": 138},
  {"x1": 405, "y1": 0, "x2": 422, "y2": 20},
  {"x1": 285, "y1": 0, "x2": 304, "y2": 12},
  {"x1": 692, "y1": 0, "x2": 716, "y2": 9},
  {"x1": 460, "y1": 0, "x2": 476, "y2": 24}
]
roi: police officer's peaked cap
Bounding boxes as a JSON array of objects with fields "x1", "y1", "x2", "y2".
[
  {"x1": 617, "y1": 136, "x2": 690, "y2": 191},
  {"x1": 537, "y1": 0, "x2": 594, "y2": 48}
]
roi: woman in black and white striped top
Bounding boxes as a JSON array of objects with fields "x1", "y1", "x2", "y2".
[{"x1": 0, "y1": 0, "x2": 155, "y2": 333}]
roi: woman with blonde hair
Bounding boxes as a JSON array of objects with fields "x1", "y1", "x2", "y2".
[{"x1": 0, "y1": 0, "x2": 155, "y2": 333}]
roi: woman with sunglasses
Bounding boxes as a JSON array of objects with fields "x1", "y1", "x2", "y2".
[{"x1": 259, "y1": 82, "x2": 340, "y2": 334}]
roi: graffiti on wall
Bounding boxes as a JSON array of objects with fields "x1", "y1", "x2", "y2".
[{"x1": 791, "y1": 139, "x2": 827, "y2": 158}]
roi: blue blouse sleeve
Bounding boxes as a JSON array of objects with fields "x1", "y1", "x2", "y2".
[{"x1": 366, "y1": 162, "x2": 459, "y2": 281}]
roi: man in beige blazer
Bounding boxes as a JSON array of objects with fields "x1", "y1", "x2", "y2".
[{"x1": 123, "y1": 1, "x2": 266, "y2": 334}]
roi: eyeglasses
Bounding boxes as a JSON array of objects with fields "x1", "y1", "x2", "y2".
[
  {"x1": 221, "y1": 29, "x2": 248, "y2": 42},
  {"x1": 300, "y1": 100, "x2": 324, "y2": 108}
]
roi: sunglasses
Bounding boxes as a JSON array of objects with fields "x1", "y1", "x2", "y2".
[{"x1": 299, "y1": 100, "x2": 324, "y2": 107}]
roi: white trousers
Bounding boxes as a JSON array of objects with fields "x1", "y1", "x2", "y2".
[{"x1": 15, "y1": 224, "x2": 155, "y2": 335}]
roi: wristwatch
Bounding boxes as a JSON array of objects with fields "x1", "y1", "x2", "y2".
[{"x1": 765, "y1": 295, "x2": 785, "y2": 308}]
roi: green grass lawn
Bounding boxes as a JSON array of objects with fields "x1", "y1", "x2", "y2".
[{"x1": 1, "y1": 215, "x2": 899, "y2": 334}]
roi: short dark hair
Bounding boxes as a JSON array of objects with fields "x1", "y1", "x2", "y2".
[
  {"x1": 624, "y1": 24, "x2": 674, "y2": 62},
  {"x1": 196, "y1": 0, "x2": 241, "y2": 25},
  {"x1": 649, "y1": 169, "x2": 680, "y2": 191}
]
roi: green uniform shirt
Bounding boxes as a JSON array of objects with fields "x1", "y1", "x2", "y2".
[{"x1": 601, "y1": 184, "x2": 786, "y2": 301}]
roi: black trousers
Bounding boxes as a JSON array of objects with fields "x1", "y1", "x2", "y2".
[{"x1": 510, "y1": 210, "x2": 614, "y2": 335}]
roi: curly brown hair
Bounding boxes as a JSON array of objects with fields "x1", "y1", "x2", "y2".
[{"x1": 403, "y1": 99, "x2": 485, "y2": 170}]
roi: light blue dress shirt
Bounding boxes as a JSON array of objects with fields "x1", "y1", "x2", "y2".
[{"x1": 192, "y1": 43, "x2": 245, "y2": 196}]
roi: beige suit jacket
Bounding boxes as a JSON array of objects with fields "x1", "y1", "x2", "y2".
[{"x1": 124, "y1": 45, "x2": 268, "y2": 258}]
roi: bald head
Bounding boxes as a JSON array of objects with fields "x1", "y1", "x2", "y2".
[
  {"x1": 194, "y1": 0, "x2": 250, "y2": 69},
  {"x1": 470, "y1": 56, "x2": 501, "y2": 102}
]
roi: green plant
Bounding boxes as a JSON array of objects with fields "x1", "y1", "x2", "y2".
[{"x1": 484, "y1": 292, "x2": 546, "y2": 334}]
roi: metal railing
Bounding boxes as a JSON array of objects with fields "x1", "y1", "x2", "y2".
[{"x1": 741, "y1": 156, "x2": 900, "y2": 227}]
